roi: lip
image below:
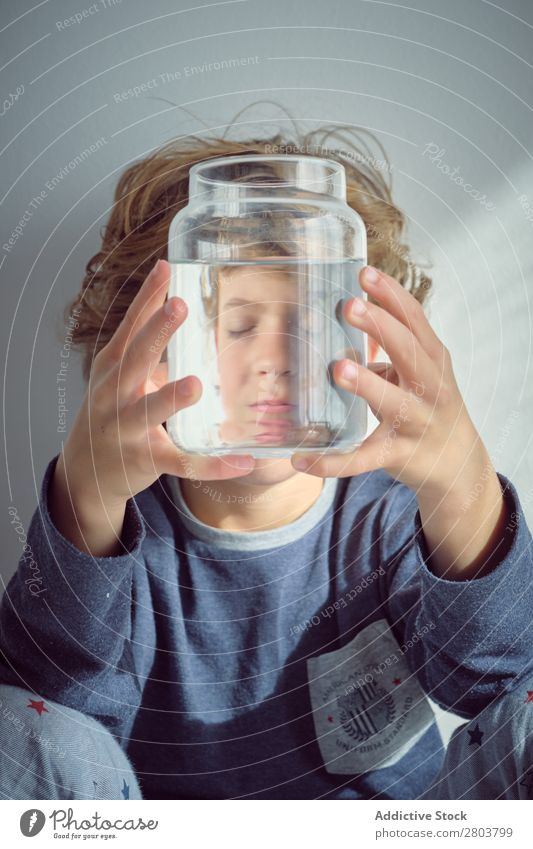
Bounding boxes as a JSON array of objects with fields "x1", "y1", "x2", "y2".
[
  {"x1": 255, "y1": 432, "x2": 289, "y2": 443},
  {"x1": 250, "y1": 413, "x2": 294, "y2": 429},
  {"x1": 251, "y1": 402, "x2": 295, "y2": 413},
  {"x1": 255, "y1": 420, "x2": 292, "y2": 428}
]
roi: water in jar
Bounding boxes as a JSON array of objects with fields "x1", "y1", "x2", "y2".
[{"x1": 165, "y1": 258, "x2": 367, "y2": 458}]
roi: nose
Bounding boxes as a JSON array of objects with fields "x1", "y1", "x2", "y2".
[{"x1": 254, "y1": 328, "x2": 293, "y2": 379}]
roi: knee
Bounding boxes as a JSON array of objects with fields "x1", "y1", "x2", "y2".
[
  {"x1": 0, "y1": 685, "x2": 140, "y2": 800},
  {"x1": 0, "y1": 684, "x2": 94, "y2": 753},
  {"x1": 422, "y1": 675, "x2": 533, "y2": 800},
  {"x1": 0, "y1": 684, "x2": 71, "y2": 757}
]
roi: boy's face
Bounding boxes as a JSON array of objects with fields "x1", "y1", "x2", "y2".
[
  {"x1": 211, "y1": 263, "x2": 377, "y2": 488},
  {"x1": 215, "y1": 265, "x2": 300, "y2": 450}
]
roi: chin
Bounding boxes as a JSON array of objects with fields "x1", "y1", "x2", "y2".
[{"x1": 236, "y1": 456, "x2": 298, "y2": 487}]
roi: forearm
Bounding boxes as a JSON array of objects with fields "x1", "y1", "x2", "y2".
[
  {"x1": 384, "y1": 464, "x2": 533, "y2": 716},
  {"x1": 50, "y1": 453, "x2": 128, "y2": 557},
  {"x1": 416, "y1": 448, "x2": 511, "y2": 580}
]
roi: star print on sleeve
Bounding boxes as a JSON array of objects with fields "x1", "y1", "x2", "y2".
[
  {"x1": 525, "y1": 691, "x2": 533, "y2": 703},
  {"x1": 26, "y1": 699, "x2": 49, "y2": 716},
  {"x1": 467, "y1": 723, "x2": 484, "y2": 747},
  {"x1": 121, "y1": 779, "x2": 130, "y2": 800}
]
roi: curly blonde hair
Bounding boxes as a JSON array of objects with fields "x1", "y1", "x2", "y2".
[{"x1": 62, "y1": 122, "x2": 432, "y2": 381}]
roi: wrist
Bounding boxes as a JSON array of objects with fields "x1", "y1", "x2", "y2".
[
  {"x1": 415, "y1": 465, "x2": 508, "y2": 580},
  {"x1": 50, "y1": 455, "x2": 128, "y2": 557},
  {"x1": 415, "y1": 430, "x2": 496, "y2": 512},
  {"x1": 56, "y1": 452, "x2": 127, "y2": 515}
]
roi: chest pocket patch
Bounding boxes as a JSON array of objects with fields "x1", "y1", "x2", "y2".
[{"x1": 307, "y1": 618, "x2": 435, "y2": 774}]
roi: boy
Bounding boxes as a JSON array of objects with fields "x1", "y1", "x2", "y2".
[{"x1": 0, "y1": 135, "x2": 532, "y2": 800}]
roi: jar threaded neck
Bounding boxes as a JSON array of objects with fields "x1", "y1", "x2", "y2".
[{"x1": 188, "y1": 154, "x2": 346, "y2": 203}]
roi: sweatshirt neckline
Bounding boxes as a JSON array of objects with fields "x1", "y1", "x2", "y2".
[{"x1": 165, "y1": 473, "x2": 338, "y2": 550}]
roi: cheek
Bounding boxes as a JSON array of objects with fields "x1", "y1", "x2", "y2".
[{"x1": 218, "y1": 347, "x2": 247, "y2": 394}]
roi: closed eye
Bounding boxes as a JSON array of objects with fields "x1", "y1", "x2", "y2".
[{"x1": 227, "y1": 326, "x2": 256, "y2": 337}]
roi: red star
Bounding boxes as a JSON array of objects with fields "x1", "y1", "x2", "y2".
[
  {"x1": 393, "y1": 678, "x2": 402, "y2": 686},
  {"x1": 327, "y1": 715, "x2": 334, "y2": 723},
  {"x1": 525, "y1": 691, "x2": 533, "y2": 703},
  {"x1": 27, "y1": 699, "x2": 49, "y2": 716}
]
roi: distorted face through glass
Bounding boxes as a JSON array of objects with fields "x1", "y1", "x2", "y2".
[{"x1": 214, "y1": 264, "x2": 301, "y2": 446}]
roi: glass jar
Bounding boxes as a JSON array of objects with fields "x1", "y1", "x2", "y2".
[{"x1": 166, "y1": 154, "x2": 368, "y2": 458}]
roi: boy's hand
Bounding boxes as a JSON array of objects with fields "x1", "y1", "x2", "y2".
[
  {"x1": 293, "y1": 266, "x2": 500, "y2": 504},
  {"x1": 291, "y1": 265, "x2": 491, "y2": 500},
  {"x1": 59, "y1": 259, "x2": 255, "y2": 509},
  {"x1": 291, "y1": 265, "x2": 511, "y2": 579}
]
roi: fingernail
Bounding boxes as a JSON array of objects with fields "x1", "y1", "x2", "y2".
[
  {"x1": 363, "y1": 265, "x2": 379, "y2": 283},
  {"x1": 351, "y1": 297, "x2": 367, "y2": 316},
  {"x1": 293, "y1": 456, "x2": 309, "y2": 471},
  {"x1": 341, "y1": 361, "x2": 358, "y2": 381}
]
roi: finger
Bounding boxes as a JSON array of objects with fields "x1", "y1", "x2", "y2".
[
  {"x1": 157, "y1": 440, "x2": 256, "y2": 480},
  {"x1": 366, "y1": 363, "x2": 399, "y2": 421},
  {"x1": 359, "y1": 265, "x2": 444, "y2": 361},
  {"x1": 135, "y1": 373, "x2": 202, "y2": 430},
  {"x1": 367, "y1": 361, "x2": 400, "y2": 387},
  {"x1": 332, "y1": 359, "x2": 405, "y2": 420},
  {"x1": 291, "y1": 428, "x2": 388, "y2": 478},
  {"x1": 344, "y1": 294, "x2": 437, "y2": 390},
  {"x1": 105, "y1": 259, "x2": 171, "y2": 362},
  {"x1": 134, "y1": 376, "x2": 257, "y2": 476},
  {"x1": 141, "y1": 378, "x2": 256, "y2": 479},
  {"x1": 116, "y1": 296, "x2": 187, "y2": 398}
]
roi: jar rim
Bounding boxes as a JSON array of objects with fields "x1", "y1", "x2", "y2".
[{"x1": 188, "y1": 154, "x2": 346, "y2": 199}]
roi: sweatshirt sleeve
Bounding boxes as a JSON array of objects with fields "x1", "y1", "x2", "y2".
[
  {"x1": 0, "y1": 453, "x2": 148, "y2": 745},
  {"x1": 379, "y1": 472, "x2": 533, "y2": 718}
]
